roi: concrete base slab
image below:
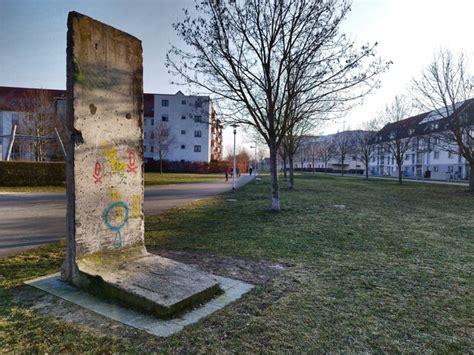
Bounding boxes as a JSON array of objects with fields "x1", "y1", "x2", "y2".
[
  {"x1": 75, "y1": 249, "x2": 221, "y2": 318},
  {"x1": 25, "y1": 273, "x2": 254, "y2": 337}
]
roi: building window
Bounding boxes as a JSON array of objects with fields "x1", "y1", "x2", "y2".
[
  {"x1": 144, "y1": 132, "x2": 147, "y2": 139},
  {"x1": 409, "y1": 128, "x2": 415, "y2": 135},
  {"x1": 181, "y1": 100, "x2": 186, "y2": 105},
  {"x1": 194, "y1": 115, "x2": 202, "y2": 123},
  {"x1": 448, "y1": 151, "x2": 453, "y2": 158},
  {"x1": 194, "y1": 145, "x2": 201, "y2": 152},
  {"x1": 151, "y1": 118, "x2": 155, "y2": 126},
  {"x1": 144, "y1": 145, "x2": 147, "y2": 152},
  {"x1": 433, "y1": 166, "x2": 439, "y2": 172},
  {"x1": 162, "y1": 99, "x2": 169, "y2": 107},
  {"x1": 181, "y1": 115, "x2": 186, "y2": 120},
  {"x1": 181, "y1": 130, "x2": 186, "y2": 135},
  {"x1": 162, "y1": 115, "x2": 168, "y2": 122},
  {"x1": 144, "y1": 118, "x2": 148, "y2": 126},
  {"x1": 195, "y1": 99, "x2": 202, "y2": 108},
  {"x1": 391, "y1": 157, "x2": 394, "y2": 165},
  {"x1": 150, "y1": 146, "x2": 154, "y2": 153},
  {"x1": 181, "y1": 145, "x2": 185, "y2": 149},
  {"x1": 405, "y1": 154, "x2": 409, "y2": 161},
  {"x1": 194, "y1": 130, "x2": 202, "y2": 137},
  {"x1": 434, "y1": 151, "x2": 440, "y2": 159},
  {"x1": 352, "y1": 156, "x2": 357, "y2": 161}
]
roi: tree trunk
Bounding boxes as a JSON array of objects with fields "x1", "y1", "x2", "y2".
[
  {"x1": 341, "y1": 157, "x2": 345, "y2": 176},
  {"x1": 469, "y1": 161, "x2": 474, "y2": 193},
  {"x1": 365, "y1": 161, "x2": 369, "y2": 179},
  {"x1": 160, "y1": 158, "x2": 163, "y2": 174},
  {"x1": 283, "y1": 156, "x2": 287, "y2": 179},
  {"x1": 288, "y1": 156, "x2": 294, "y2": 189},
  {"x1": 398, "y1": 163, "x2": 402, "y2": 184},
  {"x1": 269, "y1": 145, "x2": 281, "y2": 211}
]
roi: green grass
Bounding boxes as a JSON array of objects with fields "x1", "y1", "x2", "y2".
[
  {"x1": 1, "y1": 175, "x2": 473, "y2": 352},
  {"x1": 0, "y1": 173, "x2": 224, "y2": 192},
  {"x1": 144, "y1": 172, "x2": 224, "y2": 186}
]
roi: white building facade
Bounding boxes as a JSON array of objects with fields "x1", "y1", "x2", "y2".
[
  {"x1": 143, "y1": 91, "x2": 222, "y2": 163},
  {"x1": 369, "y1": 100, "x2": 473, "y2": 181}
]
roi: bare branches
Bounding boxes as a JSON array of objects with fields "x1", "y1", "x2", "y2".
[
  {"x1": 168, "y1": 0, "x2": 389, "y2": 209},
  {"x1": 411, "y1": 48, "x2": 474, "y2": 191}
]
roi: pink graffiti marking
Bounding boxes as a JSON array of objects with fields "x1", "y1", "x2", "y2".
[
  {"x1": 93, "y1": 160, "x2": 102, "y2": 184},
  {"x1": 127, "y1": 151, "x2": 138, "y2": 174}
]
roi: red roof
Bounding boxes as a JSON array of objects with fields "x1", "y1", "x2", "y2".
[
  {"x1": 0, "y1": 86, "x2": 155, "y2": 115},
  {"x1": 0, "y1": 86, "x2": 65, "y2": 112}
]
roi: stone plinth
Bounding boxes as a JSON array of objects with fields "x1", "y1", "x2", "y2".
[{"x1": 61, "y1": 12, "x2": 219, "y2": 317}]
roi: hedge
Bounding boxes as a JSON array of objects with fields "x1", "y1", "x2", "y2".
[
  {"x1": 144, "y1": 160, "x2": 249, "y2": 174},
  {"x1": 0, "y1": 161, "x2": 66, "y2": 186}
]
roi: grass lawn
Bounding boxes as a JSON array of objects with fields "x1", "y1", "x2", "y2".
[
  {"x1": 0, "y1": 173, "x2": 224, "y2": 192},
  {"x1": 144, "y1": 172, "x2": 224, "y2": 186},
  {"x1": 0, "y1": 175, "x2": 472, "y2": 352}
]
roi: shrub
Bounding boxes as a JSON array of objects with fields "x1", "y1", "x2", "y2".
[{"x1": 0, "y1": 161, "x2": 66, "y2": 186}]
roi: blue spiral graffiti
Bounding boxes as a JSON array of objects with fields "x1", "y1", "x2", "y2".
[{"x1": 103, "y1": 201, "x2": 129, "y2": 248}]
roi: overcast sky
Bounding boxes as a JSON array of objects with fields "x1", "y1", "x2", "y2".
[{"x1": 1, "y1": 0, "x2": 473, "y2": 155}]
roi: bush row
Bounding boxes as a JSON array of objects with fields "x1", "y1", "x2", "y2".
[
  {"x1": 0, "y1": 161, "x2": 66, "y2": 186},
  {"x1": 145, "y1": 160, "x2": 249, "y2": 174}
]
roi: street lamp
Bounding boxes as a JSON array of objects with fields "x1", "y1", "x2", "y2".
[
  {"x1": 231, "y1": 124, "x2": 239, "y2": 190},
  {"x1": 250, "y1": 144, "x2": 257, "y2": 176}
]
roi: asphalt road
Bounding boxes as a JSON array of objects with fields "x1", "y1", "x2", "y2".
[{"x1": 0, "y1": 175, "x2": 254, "y2": 258}]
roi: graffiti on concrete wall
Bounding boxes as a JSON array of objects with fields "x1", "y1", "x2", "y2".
[
  {"x1": 103, "y1": 201, "x2": 129, "y2": 248},
  {"x1": 92, "y1": 145, "x2": 141, "y2": 248}
]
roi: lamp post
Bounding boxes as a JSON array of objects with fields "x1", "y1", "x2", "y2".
[
  {"x1": 231, "y1": 124, "x2": 239, "y2": 190},
  {"x1": 250, "y1": 144, "x2": 257, "y2": 176}
]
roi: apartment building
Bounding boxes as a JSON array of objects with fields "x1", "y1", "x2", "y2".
[
  {"x1": 143, "y1": 91, "x2": 223, "y2": 163},
  {"x1": 0, "y1": 87, "x2": 223, "y2": 163},
  {"x1": 369, "y1": 100, "x2": 474, "y2": 180},
  {"x1": 0, "y1": 86, "x2": 65, "y2": 160},
  {"x1": 293, "y1": 132, "x2": 366, "y2": 174}
]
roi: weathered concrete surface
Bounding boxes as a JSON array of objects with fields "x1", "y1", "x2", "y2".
[
  {"x1": 61, "y1": 12, "x2": 219, "y2": 317},
  {"x1": 77, "y1": 248, "x2": 221, "y2": 317}
]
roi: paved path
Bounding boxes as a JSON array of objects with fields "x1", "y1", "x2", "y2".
[
  {"x1": 305, "y1": 172, "x2": 469, "y2": 187},
  {"x1": 0, "y1": 175, "x2": 254, "y2": 258}
]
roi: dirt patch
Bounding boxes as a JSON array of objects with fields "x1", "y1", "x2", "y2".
[
  {"x1": 150, "y1": 249, "x2": 290, "y2": 285},
  {"x1": 11, "y1": 251, "x2": 289, "y2": 341}
]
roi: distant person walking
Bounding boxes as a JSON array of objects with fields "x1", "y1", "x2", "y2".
[
  {"x1": 225, "y1": 170, "x2": 228, "y2": 181},
  {"x1": 249, "y1": 167, "x2": 253, "y2": 176},
  {"x1": 236, "y1": 167, "x2": 240, "y2": 177}
]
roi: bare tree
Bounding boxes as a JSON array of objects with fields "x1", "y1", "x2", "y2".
[
  {"x1": 151, "y1": 122, "x2": 176, "y2": 174},
  {"x1": 411, "y1": 48, "x2": 474, "y2": 191},
  {"x1": 315, "y1": 136, "x2": 336, "y2": 173},
  {"x1": 380, "y1": 95, "x2": 413, "y2": 184},
  {"x1": 281, "y1": 120, "x2": 314, "y2": 189},
  {"x1": 355, "y1": 119, "x2": 380, "y2": 179},
  {"x1": 333, "y1": 130, "x2": 355, "y2": 176},
  {"x1": 168, "y1": 0, "x2": 389, "y2": 211},
  {"x1": 17, "y1": 89, "x2": 65, "y2": 161}
]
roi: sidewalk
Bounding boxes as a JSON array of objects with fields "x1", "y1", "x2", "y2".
[{"x1": 304, "y1": 172, "x2": 469, "y2": 187}]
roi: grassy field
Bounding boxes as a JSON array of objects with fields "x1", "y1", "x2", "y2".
[
  {"x1": 144, "y1": 172, "x2": 224, "y2": 186},
  {"x1": 0, "y1": 175, "x2": 472, "y2": 352},
  {"x1": 0, "y1": 173, "x2": 224, "y2": 192}
]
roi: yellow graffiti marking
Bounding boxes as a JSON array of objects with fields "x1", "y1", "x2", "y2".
[
  {"x1": 107, "y1": 188, "x2": 124, "y2": 223},
  {"x1": 103, "y1": 143, "x2": 126, "y2": 176},
  {"x1": 131, "y1": 194, "x2": 140, "y2": 218}
]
